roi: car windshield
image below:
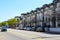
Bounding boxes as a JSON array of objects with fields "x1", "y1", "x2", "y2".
[{"x1": 2, "y1": 26, "x2": 7, "y2": 28}]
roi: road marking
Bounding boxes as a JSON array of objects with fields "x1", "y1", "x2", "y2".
[
  {"x1": 8, "y1": 29, "x2": 44, "y2": 40},
  {"x1": 36, "y1": 38, "x2": 43, "y2": 40}
]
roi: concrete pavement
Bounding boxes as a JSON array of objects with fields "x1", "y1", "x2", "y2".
[{"x1": 0, "y1": 29, "x2": 60, "y2": 40}]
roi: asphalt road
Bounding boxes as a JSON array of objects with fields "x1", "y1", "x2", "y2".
[{"x1": 0, "y1": 29, "x2": 60, "y2": 40}]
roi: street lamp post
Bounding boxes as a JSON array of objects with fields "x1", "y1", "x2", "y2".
[
  {"x1": 30, "y1": 14, "x2": 31, "y2": 27},
  {"x1": 30, "y1": 11, "x2": 34, "y2": 27},
  {"x1": 53, "y1": 0, "x2": 57, "y2": 27},
  {"x1": 34, "y1": 10, "x2": 37, "y2": 31},
  {"x1": 27, "y1": 12, "x2": 31, "y2": 27}
]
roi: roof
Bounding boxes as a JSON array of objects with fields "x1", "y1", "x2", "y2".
[{"x1": 15, "y1": 16, "x2": 20, "y2": 18}]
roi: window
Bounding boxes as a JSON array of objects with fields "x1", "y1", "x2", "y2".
[
  {"x1": 46, "y1": 18, "x2": 47, "y2": 22},
  {"x1": 58, "y1": 21, "x2": 60, "y2": 27},
  {"x1": 20, "y1": 17, "x2": 22, "y2": 20},
  {"x1": 57, "y1": 3, "x2": 60, "y2": 7},
  {"x1": 55, "y1": 3, "x2": 60, "y2": 13},
  {"x1": 50, "y1": 5, "x2": 54, "y2": 10}
]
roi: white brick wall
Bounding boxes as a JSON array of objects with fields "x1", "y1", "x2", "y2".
[
  {"x1": 37, "y1": 13, "x2": 43, "y2": 21},
  {"x1": 56, "y1": 3, "x2": 60, "y2": 13}
]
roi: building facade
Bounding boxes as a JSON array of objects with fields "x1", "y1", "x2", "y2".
[{"x1": 15, "y1": 0, "x2": 60, "y2": 32}]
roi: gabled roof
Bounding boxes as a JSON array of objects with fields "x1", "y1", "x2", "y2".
[
  {"x1": 15, "y1": 16, "x2": 20, "y2": 18},
  {"x1": 53, "y1": 0, "x2": 60, "y2": 3},
  {"x1": 30, "y1": 10, "x2": 35, "y2": 14},
  {"x1": 48, "y1": 3, "x2": 54, "y2": 7},
  {"x1": 40, "y1": 7, "x2": 44, "y2": 9},
  {"x1": 43, "y1": 4, "x2": 48, "y2": 8},
  {"x1": 36, "y1": 8, "x2": 41, "y2": 11},
  {"x1": 21, "y1": 13, "x2": 27, "y2": 15}
]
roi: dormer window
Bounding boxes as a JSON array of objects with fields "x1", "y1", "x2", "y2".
[
  {"x1": 45, "y1": 7, "x2": 48, "y2": 10},
  {"x1": 49, "y1": 5, "x2": 54, "y2": 10},
  {"x1": 37, "y1": 10, "x2": 40, "y2": 13},
  {"x1": 55, "y1": 2, "x2": 60, "y2": 13},
  {"x1": 41, "y1": 9, "x2": 43, "y2": 11},
  {"x1": 53, "y1": 0, "x2": 58, "y2": 3},
  {"x1": 57, "y1": 3, "x2": 60, "y2": 7}
]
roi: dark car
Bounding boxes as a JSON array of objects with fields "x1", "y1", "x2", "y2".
[
  {"x1": 24, "y1": 26, "x2": 32, "y2": 31},
  {"x1": 24, "y1": 27, "x2": 27, "y2": 30},
  {"x1": 1, "y1": 26, "x2": 7, "y2": 32},
  {"x1": 36, "y1": 27, "x2": 44, "y2": 32},
  {"x1": 32, "y1": 25, "x2": 41, "y2": 31}
]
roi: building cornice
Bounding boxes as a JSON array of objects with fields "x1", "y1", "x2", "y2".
[
  {"x1": 43, "y1": 4, "x2": 48, "y2": 8},
  {"x1": 36, "y1": 8, "x2": 41, "y2": 11},
  {"x1": 26, "y1": 12, "x2": 30, "y2": 14},
  {"x1": 21, "y1": 13, "x2": 27, "y2": 15},
  {"x1": 15, "y1": 16, "x2": 21, "y2": 18},
  {"x1": 53, "y1": 0, "x2": 60, "y2": 4},
  {"x1": 48, "y1": 3, "x2": 54, "y2": 7},
  {"x1": 30, "y1": 10, "x2": 35, "y2": 14}
]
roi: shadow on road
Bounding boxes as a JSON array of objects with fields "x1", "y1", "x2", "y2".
[
  {"x1": 32, "y1": 36, "x2": 52, "y2": 39},
  {"x1": 42, "y1": 32, "x2": 60, "y2": 35}
]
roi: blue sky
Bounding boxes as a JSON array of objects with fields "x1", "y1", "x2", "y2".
[{"x1": 0, "y1": 0, "x2": 53, "y2": 22}]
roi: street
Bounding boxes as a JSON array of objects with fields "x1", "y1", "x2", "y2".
[{"x1": 0, "y1": 29, "x2": 60, "y2": 40}]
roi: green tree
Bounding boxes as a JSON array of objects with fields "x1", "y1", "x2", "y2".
[
  {"x1": 0, "y1": 21, "x2": 7, "y2": 27},
  {"x1": 0, "y1": 18, "x2": 18, "y2": 28},
  {"x1": 7, "y1": 18, "x2": 18, "y2": 28}
]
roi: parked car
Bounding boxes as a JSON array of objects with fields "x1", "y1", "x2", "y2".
[
  {"x1": 32, "y1": 27, "x2": 36, "y2": 31},
  {"x1": 24, "y1": 27, "x2": 27, "y2": 30},
  {"x1": 1, "y1": 26, "x2": 7, "y2": 32},
  {"x1": 26, "y1": 27, "x2": 32, "y2": 31},
  {"x1": 19, "y1": 24, "x2": 23, "y2": 30},
  {"x1": 24, "y1": 26, "x2": 32, "y2": 31},
  {"x1": 32, "y1": 25, "x2": 41, "y2": 31},
  {"x1": 32, "y1": 25, "x2": 44, "y2": 32},
  {"x1": 16, "y1": 26, "x2": 24, "y2": 30},
  {"x1": 36, "y1": 27, "x2": 44, "y2": 32}
]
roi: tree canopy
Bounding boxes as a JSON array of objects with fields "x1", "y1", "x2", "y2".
[
  {"x1": 7, "y1": 18, "x2": 17, "y2": 26},
  {"x1": 0, "y1": 18, "x2": 18, "y2": 28},
  {"x1": 0, "y1": 21, "x2": 6, "y2": 26}
]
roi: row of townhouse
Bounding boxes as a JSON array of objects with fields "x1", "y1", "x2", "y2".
[{"x1": 15, "y1": 0, "x2": 60, "y2": 33}]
